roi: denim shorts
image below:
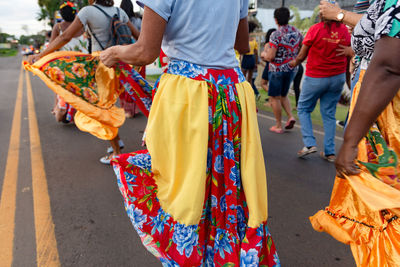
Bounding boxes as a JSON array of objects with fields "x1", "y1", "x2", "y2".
[
  {"x1": 268, "y1": 71, "x2": 296, "y2": 97},
  {"x1": 241, "y1": 54, "x2": 256, "y2": 70}
]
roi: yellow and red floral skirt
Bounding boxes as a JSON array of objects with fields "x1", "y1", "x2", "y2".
[{"x1": 112, "y1": 60, "x2": 280, "y2": 266}]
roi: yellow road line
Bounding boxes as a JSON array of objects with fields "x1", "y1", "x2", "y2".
[
  {"x1": 26, "y1": 70, "x2": 60, "y2": 267},
  {"x1": 0, "y1": 65, "x2": 24, "y2": 267}
]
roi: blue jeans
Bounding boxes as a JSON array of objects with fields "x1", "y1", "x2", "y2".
[
  {"x1": 297, "y1": 73, "x2": 345, "y2": 155},
  {"x1": 268, "y1": 71, "x2": 297, "y2": 97}
]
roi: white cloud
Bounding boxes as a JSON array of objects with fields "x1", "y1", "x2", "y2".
[
  {"x1": 0, "y1": 0, "x2": 49, "y2": 36},
  {"x1": 0, "y1": 0, "x2": 142, "y2": 37}
]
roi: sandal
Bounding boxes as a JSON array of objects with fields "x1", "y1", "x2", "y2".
[
  {"x1": 269, "y1": 126, "x2": 284, "y2": 134},
  {"x1": 297, "y1": 146, "x2": 317, "y2": 158},
  {"x1": 285, "y1": 118, "x2": 296, "y2": 130},
  {"x1": 320, "y1": 152, "x2": 336, "y2": 163}
]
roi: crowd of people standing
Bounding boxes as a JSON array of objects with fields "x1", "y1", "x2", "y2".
[{"x1": 23, "y1": 0, "x2": 400, "y2": 265}]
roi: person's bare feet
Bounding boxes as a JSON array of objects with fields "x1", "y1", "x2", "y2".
[{"x1": 269, "y1": 125, "x2": 284, "y2": 134}]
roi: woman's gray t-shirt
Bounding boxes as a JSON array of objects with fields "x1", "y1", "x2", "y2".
[{"x1": 78, "y1": 5, "x2": 129, "y2": 51}]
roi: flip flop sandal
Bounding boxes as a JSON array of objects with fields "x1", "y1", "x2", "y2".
[
  {"x1": 285, "y1": 119, "x2": 296, "y2": 130},
  {"x1": 269, "y1": 126, "x2": 284, "y2": 134},
  {"x1": 297, "y1": 146, "x2": 317, "y2": 158},
  {"x1": 320, "y1": 152, "x2": 336, "y2": 163}
]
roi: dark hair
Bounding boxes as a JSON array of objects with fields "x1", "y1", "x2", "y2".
[
  {"x1": 274, "y1": 7, "x2": 290, "y2": 26},
  {"x1": 265, "y1": 28, "x2": 276, "y2": 43},
  {"x1": 120, "y1": 0, "x2": 134, "y2": 19},
  {"x1": 60, "y1": 5, "x2": 76, "y2": 22},
  {"x1": 95, "y1": 0, "x2": 114, "y2": 7},
  {"x1": 248, "y1": 21, "x2": 257, "y2": 33}
]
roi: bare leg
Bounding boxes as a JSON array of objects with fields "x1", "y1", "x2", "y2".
[
  {"x1": 261, "y1": 78, "x2": 268, "y2": 93},
  {"x1": 270, "y1": 96, "x2": 283, "y2": 129},
  {"x1": 110, "y1": 135, "x2": 121, "y2": 156},
  {"x1": 280, "y1": 96, "x2": 294, "y2": 120},
  {"x1": 52, "y1": 94, "x2": 58, "y2": 114},
  {"x1": 242, "y1": 69, "x2": 248, "y2": 82},
  {"x1": 246, "y1": 69, "x2": 254, "y2": 84}
]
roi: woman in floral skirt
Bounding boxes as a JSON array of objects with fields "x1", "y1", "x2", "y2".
[{"x1": 101, "y1": 0, "x2": 280, "y2": 266}]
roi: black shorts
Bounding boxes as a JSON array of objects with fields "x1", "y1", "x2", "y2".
[{"x1": 241, "y1": 54, "x2": 256, "y2": 70}]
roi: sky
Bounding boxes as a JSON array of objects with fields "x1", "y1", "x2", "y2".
[
  {"x1": 0, "y1": 0, "x2": 138, "y2": 37},
  {"x1": 0, "y1": 0, "x2": 312, "y2": 37}
]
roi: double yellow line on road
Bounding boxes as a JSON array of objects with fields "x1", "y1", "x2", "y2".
[
  {"x1": 0, "y1": 65, "x2": 24, "y2": 267},
  {"x1": 0, "y1": 66, "x2": 60, "y2": 266}
]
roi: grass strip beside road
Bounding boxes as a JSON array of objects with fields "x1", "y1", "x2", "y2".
[
  {"x1": 256, "y1": 90, "x2": 348, "y2": 129},
  {"x1": 0, "y1": 48, "x2": 18, "y2": 57}
]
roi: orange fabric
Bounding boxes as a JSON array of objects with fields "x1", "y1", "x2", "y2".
[
  {"x1": 310, "y1": 70, "x2": 400, "y2": 266},
  {"x1": 23, "y1": 51, "x2": 125, "y2": 140}
]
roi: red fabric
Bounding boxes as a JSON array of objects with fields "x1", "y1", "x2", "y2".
[
  {"x1": 139, "y1": 66, "x2": 146, "y2": 79},
  {"x1": 159, "y1": 49, "x2": 169, "y2": 73},
  {"x1": 303, "y1": 22, "x2": 351, "y2": 78}
]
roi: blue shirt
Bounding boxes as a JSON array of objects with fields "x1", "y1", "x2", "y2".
[{"x1": 137, "y1": 0, "x2": 249, "y2": 69}]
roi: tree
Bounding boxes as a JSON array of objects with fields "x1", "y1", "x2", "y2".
[
  {"x1": 0, "y1": 33, "x2": 16, "y2": 43},
  {"x1": 37, "y1": 0, "x2": 89, "y2": 26},
  {"x1": 289, "y1": 5, "x2": 319, "y2": 34},
  {"x1": 37, "y1": 0, "x2": 59, "y2": 25}
]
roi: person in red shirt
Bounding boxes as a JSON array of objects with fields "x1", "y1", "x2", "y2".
[{"x1": 290, "y1": 18, "x2": 351, "y2": 162}]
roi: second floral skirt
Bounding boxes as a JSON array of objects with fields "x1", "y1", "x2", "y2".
[{"x1": 112, "y1": 60, "x2": 280, "y2": 266}]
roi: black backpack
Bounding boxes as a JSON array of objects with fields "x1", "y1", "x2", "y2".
[{"x1": 89, "y1": 5, "x2": 134, "y2": 50}]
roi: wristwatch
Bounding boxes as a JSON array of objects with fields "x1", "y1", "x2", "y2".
[{"x1": 336, "y1": 10, "x2": 345, "y2": 22}]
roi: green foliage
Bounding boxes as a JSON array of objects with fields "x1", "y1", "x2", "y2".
[
  {"x1": 0, "y1": 33, "x2": 16, "y2": 43},
  {"x1": 37, "y1": 0, "x2": 89, "y2": 26},
  {"x1": 0, "y1": 49, "x2": 18, "y2": 57},
  {"x1": 19, "y1": 34, "x2": 46, "y2": 46},
  {"x1": 37, "y1": 0, "x2": 59, "y2": 23},
  {"x1": 289, "y1": 5, "x2": 320, "y2": 34}
]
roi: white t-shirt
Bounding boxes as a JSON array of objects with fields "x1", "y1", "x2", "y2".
[
  {"x1": 137, "y1": 0, "x2": 249, "y2": 69},
  {"x1": 78, "y1": 5, "x2": 129, "y2": 51}
]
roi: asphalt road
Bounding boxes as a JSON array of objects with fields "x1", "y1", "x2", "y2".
[{"x1": 0, "y1": 54, "x2": 354, "y2": 267}]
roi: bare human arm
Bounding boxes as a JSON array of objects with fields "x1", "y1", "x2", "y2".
[
  {"x1": 127, "y1": 20, "x2": 140, "y2": 40},
  {"x1": 289, "y1": 44, "x2": 309, "y2": 67},
  {"x1": 50, "y1": 23, "x2": 61, "y2": 43},
  {"x1": 319, "y1": 0, "x2": 364, "y2": 28},
  {"x1": 101, "y1": 9, "x2": 251, "y2": 67},
  {"x1": 100, "y1": 6, "x2": 166, "y2": 67},
  {"x1": 263, "y1": 45, "x2": 277, "y2": 62},
  {"x1": 28, "y1": 17, "x2": 84, "y2": 63},
  {"x1": 335, "y1": 36, "x2": 400, "y2": 177},
  {"x1": 336, "y1": 44, "x2": 355, "y2": 57},
  {"x1": 254, "y1": 48, "x2": 259, "y2": 67},
  {"x1": 234, "y1": 17, "x2": 250, "y2": 54}
]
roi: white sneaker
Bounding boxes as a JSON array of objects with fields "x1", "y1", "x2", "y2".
[
  {"x1": 99, "y1": 155, "x2": 113, "y2": 165},
  {"x1": 107, "y1": 139, "x2": 125, "y2": 154}
]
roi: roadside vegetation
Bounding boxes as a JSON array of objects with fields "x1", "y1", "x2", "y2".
[{"x1": 0, "y1": 48, "x2": 18, "y2": 57}]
